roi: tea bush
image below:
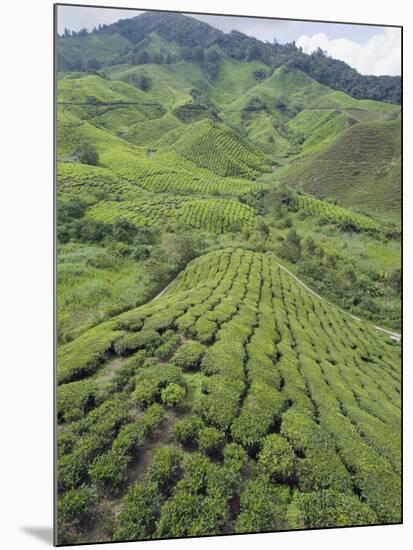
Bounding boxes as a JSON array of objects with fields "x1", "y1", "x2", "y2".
[
  {"x1": 160, "y1": 383, "x2": 186, "y2": 406},
  {"x1": 258, "y1": 434, "x2": 295, "y2": 483},
  {"x1": 172, "y1": 341, "x2": 206, "y2": 371}
]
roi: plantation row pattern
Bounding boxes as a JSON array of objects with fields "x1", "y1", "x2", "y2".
[
  {"x1": 57, "y1": 248, "x2": 401, "y2": 541},
  {"x1": 100, "y1": 149, "x2": 265, "y2": 196},
  {"x1": 158, "y1": 119, "x2": 273, "y2": 178},
  {"x1": 87, "y1": 197, "x2": 255, "y2": 233},
  {"x1": 294, "y1": 194, "x2": 382, "y2": 233}
]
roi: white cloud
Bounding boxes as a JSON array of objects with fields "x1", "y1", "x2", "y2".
[{"x1": 296, "y1": 28, "x2": 401, "y2": 76}]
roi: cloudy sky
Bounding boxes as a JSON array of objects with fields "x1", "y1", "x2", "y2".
[{"x1": 57, "y1": 6, "x2": 401, "y2": 76}]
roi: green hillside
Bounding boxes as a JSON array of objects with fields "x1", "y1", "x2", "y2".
[
  {"x1": 275, "y1": 119, "x2": 401, "y2": 222},
  {"x1": 158, "y1": 119, "x2": 272, "y2": 177},
  {"x1": 87, "y1": 197, "x2": 255, "y2": 233},
  {"x1": 56, "y1": 9, "x2": 401, "y2": 545},
  {"x1": 57, "y1": 249, "x2": 401, "y2": 543}
]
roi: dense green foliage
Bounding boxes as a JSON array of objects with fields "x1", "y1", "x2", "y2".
[
  {"x1": 56, "y1": 11, "x2": 400, "y2": 544},
  {"x1": 58, "y1": 12, "x2": 400, "y2": 104},
  {"x1": 57, "y1": 248, "x2": 401, "y2": 542}
]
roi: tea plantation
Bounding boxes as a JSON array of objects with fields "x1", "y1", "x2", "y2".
[
  {"x1": 56, "y1": 10, "x2": 401, "y2": 544},
  {"x1": 87, "y1": 197, "x2": 254, "y2": 233},
  {"x1": 57, "y1": 249, "x2": 401, "y2": 542}
]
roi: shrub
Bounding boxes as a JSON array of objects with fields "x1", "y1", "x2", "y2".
[
  {"x1": 155, "y1": 333, "x2": 181, "y2": 360},
  {"x1": 57, "y1": 322, "x2": 121, "y2": 384},
  {"x1": 155, "y1": 453, "x2": 230, "y2": 538},
  {"x1": 172, "y1": 341, "x2": 206, "y2": 370},
  {"x1": 194, "y1": 375, "x2": 244, "y2": 431},
  {"x1": 74, "y1": 141, "x2": 99, "y2": 166},
  {"x1": 58, "y1": 449, "x2": 91, "y2": 491},
  {"x1": 145, "y1": 445, "x2": 183, "y2": 493},
  {"x1": 108, "y1": 353, "x2": 146, "y2": 393},
  {"x1": 235, "y1": 477, "x2": 290, "y2": 533},
  {"x1": 114, "y1": 330, "x2": 161, "y2": 356},
  {"x1": 113, "y1": 404, "x2": 164, "y2": 456},
  {"x1": 258, "y1": 434, "x2": 295, "y2": 482},
  {"x1": 231, "y1": 382, "x2": 285, "y2": 453},
  {"x1": 82, "y1": 397, "x2": 129, "y2": 439},
  {"x1": 132, "y1": 364, "x2": 183, "y2": 407},
  {"x1": 113, "y1": 481, "x2": 162, "y2": 541},
  {"x1": 161, "y1": 383, "x2": 186, "y2": 407},
  {"x1": 289, "y1": 490, "x2": 377, "y2": 529},
  {"x1": 89, "y1": 449, "x2": 129, "y2": 493},
  {"x1": 114, "y1": 446, "x2": 183, "y2": 541},
  {"x1": 57, "y1": 379, "x2": 96, "y2": 422},
  {"x1": 197, "y1": 427, "x2": 225, "y2": 456},
  {"x1": 58, "y1": 485, "x2": 97, "y2": 526},
  {"x1": 172, "y1": 415, "x2": 204, "y2": 446},
  {"x1": 296, "y1": 449, "x2": 353, "y2": 493},
  {"x1": 223, "y1": 442, "x2": 248, "y2": 472}
]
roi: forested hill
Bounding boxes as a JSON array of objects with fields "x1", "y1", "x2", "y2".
[{"x1": 58, "y1": 11, "x2": 401, "y2": 104}]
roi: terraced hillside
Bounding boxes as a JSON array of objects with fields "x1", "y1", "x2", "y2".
[
  {"x1": 57, "y1": 249, "x2": 401, "y2": 542},
  {"x1": 294, "y1": 194, "x2": 382, "y2": 233},
  {"x1": 56, "y1": 9, "x2": 401, "y2": 545},
  {"x1": 158, "y1": 119, "x2": 272, "y2": 178},
  {"x1": 276, "y1": 119, "x2": 401, "y2": 223},
  {"x1": 87, "y1": 197, "x2": 255, "y2": 233}
]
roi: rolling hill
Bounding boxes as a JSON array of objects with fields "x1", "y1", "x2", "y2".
[
  {"x1": 56, "y1": 9, "x2": 401, "y2": 545},
  {"x1": 275, "y1": 119, "x2": 401, "y2": 222},
  {"x1": 57, "y1": 249, "x2": 401, "y2": 542}
]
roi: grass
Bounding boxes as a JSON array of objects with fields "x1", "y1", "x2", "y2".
[{"x1": 57, "y1": 243, "x2": 158, "y2": 343}]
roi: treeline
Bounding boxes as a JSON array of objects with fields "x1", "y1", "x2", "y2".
[{"x1": 58, "y1": 11, "x2": 401, "y2": 104}]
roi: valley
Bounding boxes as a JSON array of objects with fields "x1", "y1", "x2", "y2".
[{"x1": 56, "y1": 10, "x2": 401, "y2": 544}]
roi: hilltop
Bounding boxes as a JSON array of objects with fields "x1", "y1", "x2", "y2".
[{"x1": 58, "y1": 11, "x2": 401, "y2": 104}]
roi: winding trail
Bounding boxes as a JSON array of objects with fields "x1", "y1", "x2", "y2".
[
  {"x1": 151, "y1": 254, "x2": 401, "y2": 342},
  {"x1": 275, "y1": 261, "x2": 401, "y2": 341}
]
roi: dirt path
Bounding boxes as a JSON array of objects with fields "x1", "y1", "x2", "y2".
[
  {"x1": 275, "y1": 261, "x2": 401, "y2": 341},
  {"x1": 149, "y1": 254, "x2": 400, "y2": 341},
  {"x1": 153, "y1": 276, "x2": 179, "y2": 301}
]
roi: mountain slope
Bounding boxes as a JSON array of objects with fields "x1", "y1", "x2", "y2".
[
  {"x1": 157, "y1": 119, "x2": 272, "y2": 177},
  {"x1": 275, "y1": 119, "x2": 401, "y2": 222},
  {"x1": 58, "y1": 11, "x2": 401, "y2": 104},
  {"x1": 57, "y1": 248, "x2": 401, "y2": 542}
]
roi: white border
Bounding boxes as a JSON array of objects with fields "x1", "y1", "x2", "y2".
[{"x1": 1, "y1": 0, "x2": 409, "y2": 548}]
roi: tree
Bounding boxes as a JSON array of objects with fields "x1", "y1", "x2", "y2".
[
  {"x1": 136, "y1": 51, "x2": 150, "y2": 64},
  {"x1": 303, "y1": 236, "x2": 317, "y2": 256},
  {"x1": 138, "y1": 75, "x2": 150, "y2": 91},
  {"x1": 192, "y1": 46, "x2": 205, "y2": 62},
  {"x1": 158, "y1": 233, "x2": 200, "y2": 271},
  {"x1": 205, "y1": 48, "x2": 220, "y2": 62},
  {"x1": 181, "y1": 47, "x2": 193, "y2": 61},
  {"x1": 279, "y1": 228, "x2": 302, "y2": 263},
  {"x1": 74, "y1": 141, "x2": 99, "y2": 166},
  {"x1": 113, "y1": 218, "x2": 138, "y2": 244},
  {"x1": 87, "y1": 58, "x2": 101, "y2": 71},
  {"x1": 246, "y1": 43, "x2": 262, "y2": 61}
]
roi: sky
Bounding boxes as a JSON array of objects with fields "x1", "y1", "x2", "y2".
[{"x1": 57, "y1": 5, "x2": 401, "y2": 76}]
